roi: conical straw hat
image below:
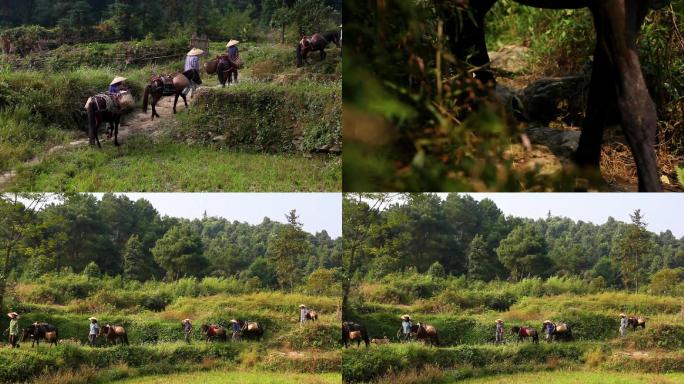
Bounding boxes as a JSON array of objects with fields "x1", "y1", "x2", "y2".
[
  {"x1": 110, "y1": 76, "x2": 127, "y2": 85},
  {"x1": 187, "y1": 48, "x2": 205, "y2": 56},
  {"x1": 226, "y1": 39, "x2": 239, "y2": 48}
]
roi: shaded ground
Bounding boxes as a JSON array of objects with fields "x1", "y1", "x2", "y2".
[{"x1": 491, "y1": 44, "x2": 679, "y2": 191}]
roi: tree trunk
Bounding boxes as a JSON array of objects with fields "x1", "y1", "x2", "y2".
[{"x1": 0, "y1": 244, "x2": 14, "y2": 316}]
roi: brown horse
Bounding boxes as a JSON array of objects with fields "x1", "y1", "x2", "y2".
[
  {"x1": 510, "y1": 326, "x2": 539, "y2": 343},
  {"x1": 235, "y1": 320, "x2": 264, "y2": 341},
  {"x1": 201, "y1": 324, "x2": 228, "y2": 342},
  {"x1": 627, "y1": 316, "x2": 646, "y2": 330},
  {"x1": 142, "y1": 69, "x2": 202, "y2": 120},
  {"x1": 296, "y1": 31, "x2": 341, "y2": 67},
  {"x1": 305, "y1": 310, "x2": 318, "y2": 321},
  {"x1": 445, "y1": 0, "x2": 670, "y2": 191},
  {"x1": 22, "y1": 322, "x2": 59, "y2": 347},
  {"x1": 412, "y1": 323, "x2": 439, "y2": 346},
  {"x1": 99, "y1": 324, "x2": 129, "y2": 345}
]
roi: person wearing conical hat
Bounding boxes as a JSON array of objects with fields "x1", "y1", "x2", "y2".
[
  {"x1": 225, "y1": 40, "x2": 241, "y2": 84},
  {"x1": 182, "y1": 318, "x2": 193, "y2": 344},
  {"x1": 495, "y1": 319, "x2": 504, "y2": 345},
  {"x1": 619, "y1": 313, "x2": 628, "y2": 337},
  {"x1": 300, "y1": 304, "x2": 309, "y2": 325},
  {"x1": 108, "y1": 76, "x2": 127, "y2": 94},
  {"x1": 5, "y1": 312, "x2": 20, "y2": 348},
  {"x1": 542, "y1": 320, "x2": 555, "y2": 341},
  {"x1": 184, "y1": 48, "x2": 204, "y2": 97},
  {"x1": 88, "y1": 317, "x2": 100, "y2": 346},
  {"x1": 400, "y1": 315, "x2": 412, "y2": 342}
]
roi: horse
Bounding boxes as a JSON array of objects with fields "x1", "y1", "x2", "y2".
[
  {"x1": 99, "y1": 324, "x2": 129, "y2": 346},
  {"x1": 412, "y1": 323, "x2": 439, "y2": 346},
  {"x1": 142, "y1": 69, "x2": 202, "y2": 120},
  {"x1": 84, "y1": 94, "x2": 124, "y2": 147},
  {"x1": 235, "y1": 320, "x2": 264, "y2": 341},
  {"x1": 543, "y1": 322, "x2": 573, "y2": 342},
  {"x1": 216, "y1": 55, "x2": 241, "y2": 87},
  {"x1": 296, "y1": 31, "x2": 341, "y2": 67},
  {"x1": 305, "y1": 310, "x2": 318, "y2": 321},
  {"x1": 627, "y1": 316, "x2": 646, "y2": 330},
  {"x1": 445, "y1": 0, "x2": 670, "y2": 191},
  {"x1": 22, "y1": 322, "x2": 59, "y2": 347},
  {"x1": 510, "y1": 326, "x2": 539, "y2": 344},
  {"x1": 342, "y1": 321, "x2": 370, "y2": 348},
  {"x1": 201, "y1": 324, "x2": 228, "y2": 342}
]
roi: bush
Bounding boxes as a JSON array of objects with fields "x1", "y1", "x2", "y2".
[{"x1": 177, "y1": 81, "x2": 340, "y2": 153}]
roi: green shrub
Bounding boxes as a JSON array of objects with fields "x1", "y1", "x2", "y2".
[{"x1": 177, "y1": 81, "x2": 340, "y2": 153}]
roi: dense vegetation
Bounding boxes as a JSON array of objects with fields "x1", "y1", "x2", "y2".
[
  {"x1": 343, "y1": 0, "x2": 684, "y2": 191},
  {"x1": 343, "y1": 193, "x2": 684, "y2": 291},
  {"x1": 1, "y1": 0, "x2": 341, "y2": 44},
  {"x1": 0, "y1": 193, "x2": 342, "y2": 383},
  {"x1": 342, "y1": 193, "x2": 684, "y2": 383}
]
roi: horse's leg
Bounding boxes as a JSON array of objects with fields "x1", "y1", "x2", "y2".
[
  {"x1": 320, "y1": 49, "x2": 326, "y2": 61},
  {"x1": 446, "y1": 1, "x2": 498, "y2": 84},
  {"x1": 114, "y1": 116, "x2": 120, "y2": 146},
  {"x1": 591, "y1": 2, "x2": 661, "y2": 191},
  {"x1": 181, "y1": 93, "x2": 188, "y2": 108},
  {"x1": 173, "y1": 93, "x2": 179, "y2": 114}
]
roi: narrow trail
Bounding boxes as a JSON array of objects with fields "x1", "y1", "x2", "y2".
[{"x1": 0, "y1": 92, "x2": 190, "y2": 189}]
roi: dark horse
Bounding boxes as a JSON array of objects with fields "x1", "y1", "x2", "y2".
[
  {"x1": 217, "y1": 55, "x2": 240, "y2": 87},
  {"x1": 412, "y1": 323, "x2": 439, "y2": 346},
  {"x1": 628, "y1": 316, "x2": 646, "y2": 330},
  {"x1": 85, "y1": 94, "x2": 122, "y2": 147},
  {"x1": 235, "y1": 320, "x2": 264, "y2": 341},
  {"x1": 543, "y1": 322, "x2": 573, "y2": 342},
  {"x1": 296, "y1": 30, "x2": 341, "y2": 67},
  {"x1": 342, "y1": 321, "x2": 370, "y2": 348},
  {"x1": 99, "y1": 324, "x2": 129, "y2": 345},
  {"x1": 445, "y1": 0, "x2": 670, "y2": 191},
  {"x1": 510, "y1": 326, "x2": 539, "y2": 343},
  {"x1": 22, "y1": 322, "x2": 59, "y2": 347},
  {"x1": 142, "y1": 69, "x2": 202, "y2": 120},
  {"x1": 201, "y1": 324, "x2": 228, "y2": 342}
]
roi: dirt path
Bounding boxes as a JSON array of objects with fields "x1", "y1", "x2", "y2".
[{"x1": 0, "y1": 93, "x2": 190, "y2": 189}]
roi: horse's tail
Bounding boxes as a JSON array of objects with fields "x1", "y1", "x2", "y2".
[
  {"x1": 532, "y1": 331, "x2": 539, "y2": 344},
  {"x1": 142, "y1": 85, "x2": 150, "y2": 113},
  {"x1": 363, "y1": 330, "x2": 370, "y2": 348},
  {"x1": 123, "y1": 332, "x2": 129, "y2": 345}
]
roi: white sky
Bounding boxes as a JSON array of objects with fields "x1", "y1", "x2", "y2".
[{"x1": 455, "y1": 193, "x2": 684, "y2": 238}]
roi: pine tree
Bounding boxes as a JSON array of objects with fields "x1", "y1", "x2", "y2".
[
  {"x1": 269, "y1": 210, "x2": 311, "y2": 291},
  {"x1": 123, "y1": 235, "x2": 146, "y2": 281},
  {"x1": 612, "y1": 209, "x2": 654, "y2": 293}
]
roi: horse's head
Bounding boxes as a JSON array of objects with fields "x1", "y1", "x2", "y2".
[
  {"x1": 21, "y1": 326, "x2": 35, "y2": 342},
  {"x1": 510, "y1": 326, "x2": 520, "y2": 334}
]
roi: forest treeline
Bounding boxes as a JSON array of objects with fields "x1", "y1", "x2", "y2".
[
  {"x1": 0, "y1": 193, "x2": 341, "y2": 288},
  {"x1": 343, "y1": 193, "x2": 684, "y2": 292},
  {"x1": 0, "y1": 0, "x2": 341, "y2": 41}
]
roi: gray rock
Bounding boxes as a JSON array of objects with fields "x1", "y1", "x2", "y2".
[{"x1": 519, "y1": 76, "x2": 589, "y2": 124}]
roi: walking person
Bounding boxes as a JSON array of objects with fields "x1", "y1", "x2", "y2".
[
  {"x1": 182, "y1": 318, "x2": 193, "y2": 344},
  {"x1": 619, "y1": 313, "x2": 628, "y2": 337},
  {"x1": 300, "y1": 304, "x2": 309, "y2": 325},
  {"x1": 108, "y1": 76, "x2": 127, "y2": 94},
  {"x1": 495, "y1": 319, "x2": 505, "y2": 344},
  {"x1": 542, "y1": 320, "x2": 555, "y2": 342},
  {"x1": 184, "y1": 48, "x2": 204, "y2": 96},
  {"x1": 401, "y1": 315, "x2": 412, "y2": 342},
  {"x1": 6, "y1": 312, "x2": 20, "y2": 348},
  {"x1": 88, "y1": 317, "x2": 100, "y2": 347},
  {"x1": 230, "y1": 319, "x2": 241, "y2": 341},
  {"x1": 225, "y1": 39, "x2": 241, "y2": 83}
]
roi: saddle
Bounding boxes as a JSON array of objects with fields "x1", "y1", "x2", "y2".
[
  {"x1": 152, "y1": 75, "x2": 178, "y2": 96},
  {"x1": 85, "y1": 94, "x2": 117, "y2": 113}
]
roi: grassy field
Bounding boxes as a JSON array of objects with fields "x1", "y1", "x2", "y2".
[
  {"x1": 0, "y1": 275, "x2": 341, "y2": 383},
  {"x1": 3, "y1": 136, "x2": 340, "y2": 192},
  {"x1": 113, "y1": 370, "x2": 341, "y2": 384},
  {"x1": 460, "y1": 371, "x2": 684, "y2": 384},
  {"x1": 0, "y1": 40, "x2": 342, "y2": 192},
  {"x1": 343, "y1": 277, "x2": 684, "y2": 383}
]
